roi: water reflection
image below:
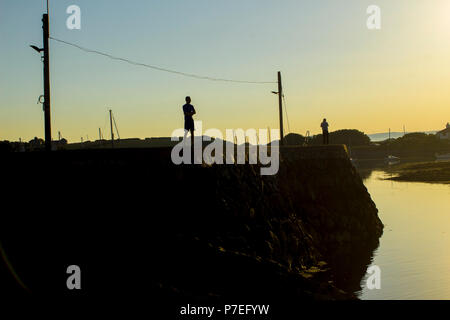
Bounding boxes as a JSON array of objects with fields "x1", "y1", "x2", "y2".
[
  {"x1": 357, "y1": 169, "x2": 450, "y2": 300},
  {"x1": 323, "y1": 239, "x2": 380, "y2": 297},
  {"x1": 314, "y1": 167, "x2": 383, "y2": 297}
]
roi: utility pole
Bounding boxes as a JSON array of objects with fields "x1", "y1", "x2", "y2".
[
  {"x1": 277, "y1": 72, "x2": 284, "y2": 145},
  {"x1": 110, "y1": 109, "x2": 114, "y2": 148},
  {"x1": 99, "y1": 128, "x2": 102, "y2": 140},
  {"x1": 42, "y1": 13, "x2": 52, "y2": 152}
]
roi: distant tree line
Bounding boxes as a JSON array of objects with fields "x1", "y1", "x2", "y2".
[
  {"x1": 284, "y1": 129, "x2": 371, "y2": 147},
  {"x1": 2, "y1": 131, "x2": 448, "y2": 155},
  {"x1": 0, "y1": 137, "x2": 68, "y2": 152},
  {"x1": 379, "y1": 132, "x2": 450, "y2": 153}
]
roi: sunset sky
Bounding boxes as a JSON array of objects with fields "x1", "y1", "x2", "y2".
[{"x1": 1, "y1": 0, "x2": 450, "y2": 142}]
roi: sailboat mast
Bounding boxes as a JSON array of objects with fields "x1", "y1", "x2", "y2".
[{"x1": 110, "y1": 109, "x2": 114, "y2": 148}]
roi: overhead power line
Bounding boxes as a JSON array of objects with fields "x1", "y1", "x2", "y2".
[
  {"x1": 282, "y1": 95, "x2": 291, "y2": 134},
  {"x1": 49, "y1": 36, "x2": 277, "y2": 84}
]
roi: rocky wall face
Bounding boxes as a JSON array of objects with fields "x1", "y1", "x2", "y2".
[
  {"x1": 277, "y1": 148, "x2": 383, "y2": 292},
  {"x1": 156, "y1": 145, "x2": 383, "y2": 294},
  {"x1": 0, "y1": 146, "x2": 383, "y2": 298}
]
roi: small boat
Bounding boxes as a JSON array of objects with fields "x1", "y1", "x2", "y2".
[
  {"x1": 435, "y1": 153, "x2": 450, "y2": 161},
  {"x1": 385, "y1": 155, "x2": 400, "y2": 165},
  {"x1": 384, "y1": 128, "x2": 400, "y2": 165}
]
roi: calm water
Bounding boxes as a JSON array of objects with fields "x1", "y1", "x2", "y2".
[{"x1": 358, "y1": 171, "x2": 450, "y2": 300}]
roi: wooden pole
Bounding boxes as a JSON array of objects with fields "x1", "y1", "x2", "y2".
[
  {"x1": 42, "y1": 14, "x2": 52, "y2": 151},
  {"x1": 278, "y1": 72, "x2": 284, "y2": 145}
]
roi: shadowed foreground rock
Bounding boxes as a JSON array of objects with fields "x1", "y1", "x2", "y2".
[{"x1": 0, "y1": 146, "x2": 382, "y2": 302}]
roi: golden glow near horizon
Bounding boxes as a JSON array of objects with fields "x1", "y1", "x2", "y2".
[{"x1": 1, "y1": 1, "x2": 450, "y2": 143}]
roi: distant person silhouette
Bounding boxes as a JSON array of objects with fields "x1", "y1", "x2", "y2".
[
  {"x1": 183, "y1": 96, "x2": 196, "y2": 146},
  {"x1": 321, "y1": 118, "x2": 329, "y2": 145}
]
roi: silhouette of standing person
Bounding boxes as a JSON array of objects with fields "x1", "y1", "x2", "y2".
[
  {"x1": 321, "y1": 118, "x2": 329, "y2": 145},
  {"x1": 183, "y1": 96, "x2": 196, "y2": 147}
]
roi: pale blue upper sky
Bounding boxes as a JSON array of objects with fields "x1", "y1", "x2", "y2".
[{"x1": 1, "y1": 1, "x2": 450, "y2": 142}]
